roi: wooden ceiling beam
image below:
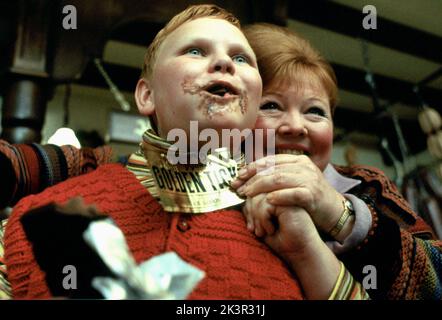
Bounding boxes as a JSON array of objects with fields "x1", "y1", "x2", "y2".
[
  {"x1": 332, "y1": 63, "x2": 442, "y2": 111},
  {"x1": 287, "y1": 1, "x2": 442, "y2": 65}
]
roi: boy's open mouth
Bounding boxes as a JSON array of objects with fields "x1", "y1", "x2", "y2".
[
  {"x1": 203, "y1": 81, "x2": 239, "y2": 99},
  {"x1": 182, "y1": 78, "x2": 247, "y2": 115}
]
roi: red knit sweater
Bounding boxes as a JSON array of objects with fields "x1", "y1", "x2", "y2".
[{"x1": 4, "y1": 164, "x2": 304, "y2": 299}]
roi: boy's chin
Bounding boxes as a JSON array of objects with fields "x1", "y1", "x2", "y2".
[{"x1": 199, "y1": 116, "x2": 254, "y2": 132}]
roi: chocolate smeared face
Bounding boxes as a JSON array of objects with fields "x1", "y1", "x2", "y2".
[
  {"x1": 149, "y1": 17, "x2": 262, "y2": 140},
  {"x1": 182, "y1": 79, "x2": 248, "y2": 119}
]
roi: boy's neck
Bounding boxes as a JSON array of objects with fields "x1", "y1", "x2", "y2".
[{"x1": 142, "y1": 129, "x2": 242, "y2": 166}]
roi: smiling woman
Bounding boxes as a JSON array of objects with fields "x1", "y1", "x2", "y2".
[{"x1": 231, "y1": 22, "x2": 442, "y2": 300}]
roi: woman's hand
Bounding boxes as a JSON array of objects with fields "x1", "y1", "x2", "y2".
[
  {"x1": 232, "y1": 154, "x2": 346, "y2": 235},
  {"x1": 243, "y1": 191, "x2": 321, "y2": 257},
  {"x1": 263, "y1": 204, "x2": 322, "y2": 260},
  {"x1": 242, "y1": 195, "x2": 342, "y2": 299}
]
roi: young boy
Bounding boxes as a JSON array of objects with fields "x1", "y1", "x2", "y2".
[
  {"x1": 2, "y1": 4, "x2": 304, "y2": 300},
  {"x1": 2, "y1": 5, "x2": 368, "y2": 300}
]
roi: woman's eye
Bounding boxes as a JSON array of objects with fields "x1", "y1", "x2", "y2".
[
  {"x1": 232, "y1": 55, "x2": 248, "y2": 64},
  {"x1": 260, "y1": 102, "x2": 280, "y2": 111},
  {"x1": 307, "y1": 106, "x2": 326, "y2": 117},
  {"x1": 186, "y1": 48, "x2": 203, "y2": 56}
]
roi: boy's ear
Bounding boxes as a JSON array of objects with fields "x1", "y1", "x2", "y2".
[{"x1": 134, "y1": 78, "x2": 155, "y2": 115}]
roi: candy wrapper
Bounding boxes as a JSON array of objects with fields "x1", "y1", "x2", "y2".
[
  {"x1": 140, "y1": 129, "x2": 245, "y2": 214},
  {"x1": 83, "y1": 218, "x2": 205, "y2": 299}
]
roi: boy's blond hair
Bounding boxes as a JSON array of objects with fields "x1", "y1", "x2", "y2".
[
  {"x1": 244, "y1": 23, "x2": 338, "y2": 114},
  {"x1": 141, "y1": 4, "x2": 241, "y2": 80}
]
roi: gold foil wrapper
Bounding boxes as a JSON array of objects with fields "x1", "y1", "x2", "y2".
[{"x1": 141, "y1": 130, "x2": 244, "y2": 214}]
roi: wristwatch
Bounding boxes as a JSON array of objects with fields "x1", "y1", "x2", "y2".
[{"x1": 329, "y1": 198, "x2": 355, "y2": 238}]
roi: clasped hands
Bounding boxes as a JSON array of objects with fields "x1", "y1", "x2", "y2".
[{"x1": 231, "y1": 154, "x2": 351, "y2": 259}]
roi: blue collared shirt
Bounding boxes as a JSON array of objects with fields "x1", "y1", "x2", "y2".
[{"x1": 324, "y1": 164, "x2": 372, "y2": 254}]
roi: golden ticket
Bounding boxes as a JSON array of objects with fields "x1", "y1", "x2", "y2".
[{"x1": 142, "y1": 141, "x2": 245, "y2": 214}]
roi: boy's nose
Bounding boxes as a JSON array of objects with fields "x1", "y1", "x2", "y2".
[
  {"x1": 209, "y1": 54, "x2": 235, "y2": 75},
  {"x1": 277, "y1": 112, "x2": 308, "y2": 137}
]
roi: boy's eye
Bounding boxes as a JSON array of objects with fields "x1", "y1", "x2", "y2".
[
  {"x1": 232, "y1": 54, "x2": 248, "y2": 64},
  {"x1": 260, "y1": 102, "x2": 281, "y2": 111},
  {"x1": 186, "y1": 48, "x2": 204, "y2": 56},
  {"x1": 307, "y1": 106, "x2": 327, "y2": 117}
]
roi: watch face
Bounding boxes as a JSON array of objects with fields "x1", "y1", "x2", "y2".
[{"x1": 345, "y1": 199, "x2": 354, "y2": 212}]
